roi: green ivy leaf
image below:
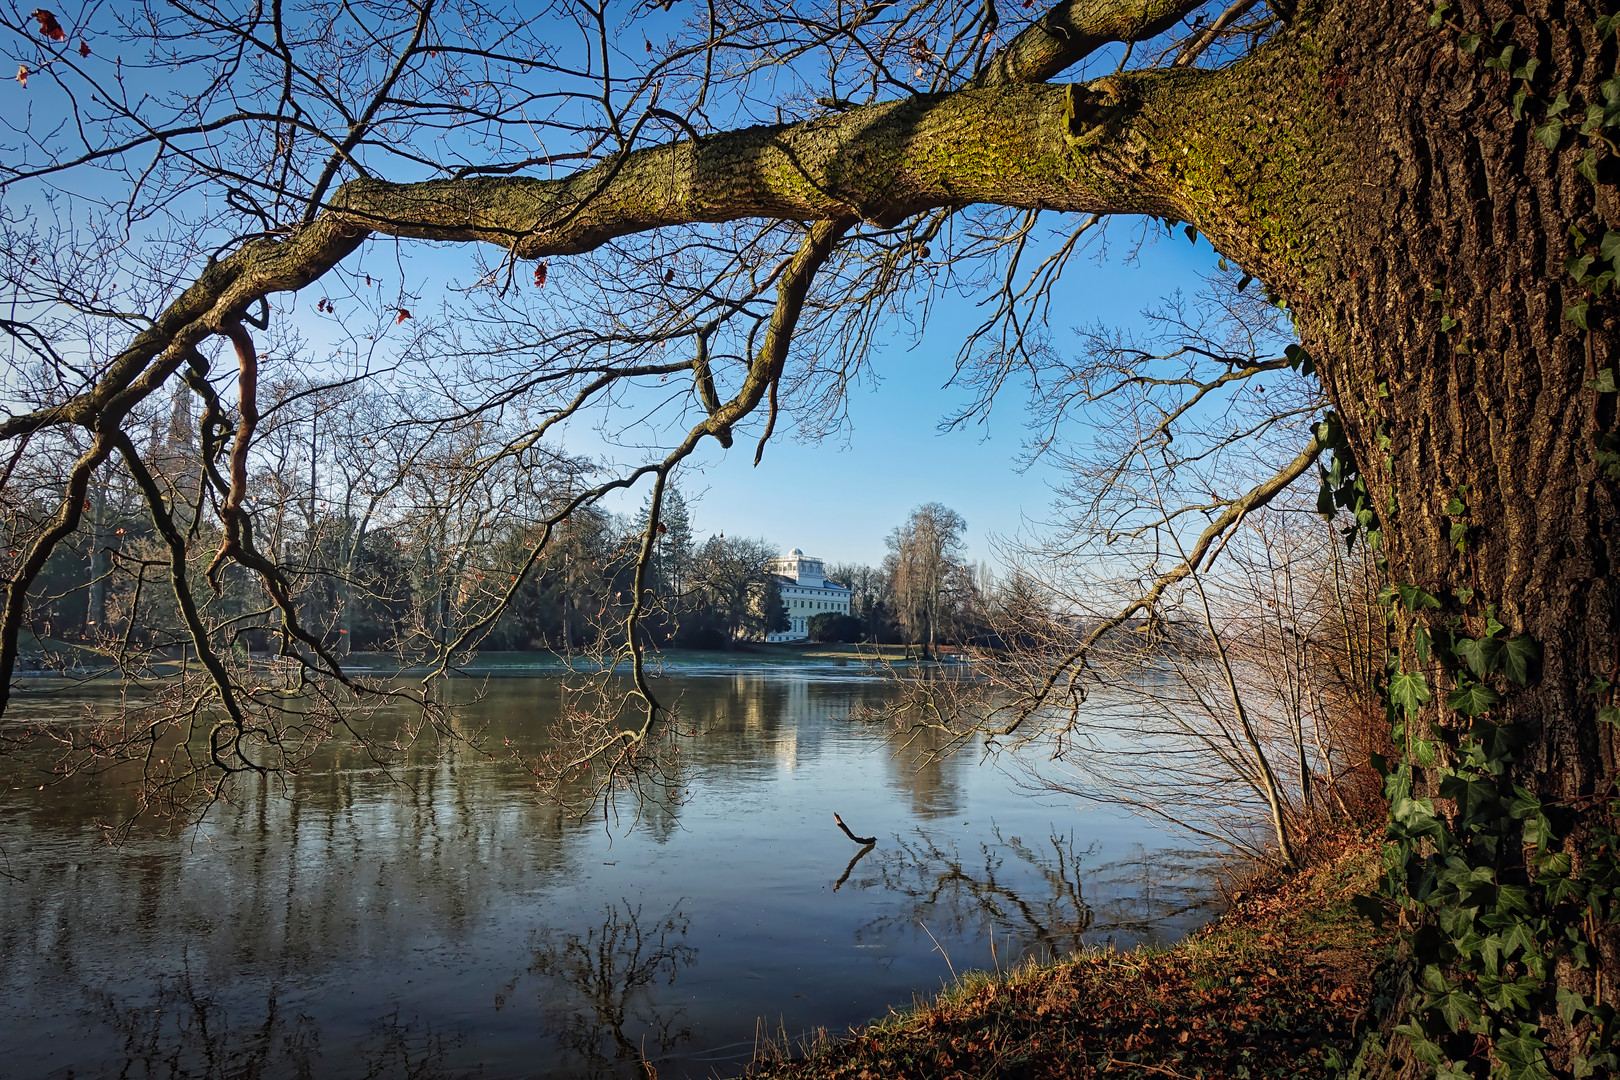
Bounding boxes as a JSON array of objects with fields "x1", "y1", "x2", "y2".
[
  {"x1": 1447, "y1": 680, "x2": 1501, "y2": 716},
  {"x1": 1599, "y1": 705, "x2": 1620, "y2": 726},
  {"x1": 1591, "y1": 368, "x2": 1618, "y2": 393},
  {"x1": 1425, "y1": 980, "x2": 1483, "y2": 1033},
  {"x1": 1284, "y1": 342, "x2": 1314, "y2": 375},
  {"x1": 1567, "y1": 299, "x2": 1591, "y2": 330},
  {"x1": 1399, "y1": 583, "x2": 1443, "y2": 612},
  {"x1": 1459, "y1": 33, "x2": 1480, "y2": 52},
  {"x1": 1499, "y1": 635, "x2": 1541, "y2": 685},
  {"x1": 1458, "y1": 635, "x2": 1503, "y2": 679},
  {"x1": 1501, "y1": 919, "x2": 1540, "y2": 962},
  {"x1": 1492, "y1": 1019, "x2": 1552, "y2": 1078},
  {"x1": 1415, "y1": 623, "x2": 1433, "y2": 665},
  {"x1": 1505, "y1": 785, "x2": 1541, "y2": 819},
  {"x1": 1601, "y1": 231, "x2": 1620, "y2": 265},
  {"x1": 1580, "y1": 148, "x2": 1601, "y2": 183},
  {"x1": 1536, "y1": 118, "x2": 1564, "y2": 149},
  {"x1": 1558, "y1": 986, "x2": 1589, "y2": 1027},
  {"x1": 1392, "y1": 671, "x2": 1433, "y2": 715},
  {"x1": 1483, "y1": 44, "x2": 1515, "y2": 72},
  {"x1": 1440, "y1": 313, "x2": 1459, "y2": 331},
  {"x1": 1455, "y1": 586, "x2": 1474, "y2": 604}
]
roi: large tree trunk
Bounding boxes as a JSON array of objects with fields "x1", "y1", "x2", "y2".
[{"x1": 1210, "y1": 2, "x2": 1619, "y2": 1074}]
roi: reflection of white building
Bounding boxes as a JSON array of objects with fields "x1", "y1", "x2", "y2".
[{"x1": 767, "y1": 548, "x2": 852, "y2": 642}]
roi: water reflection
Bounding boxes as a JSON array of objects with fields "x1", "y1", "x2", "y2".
[
  {"x1": 61, "y1": 971, "x2": 466, "y2": 1080},
  {"x1": 523, "y1": 901, "x2": 696, "y2": 1078},
  {"x1": 832, "y1": 842, "x2": 876, "y2": 892},
  {"x1": 0, "y1": 675, "x2": 1217, "y2": 1079},
  {"x1": 860, "y1": 827, "x2": 1219, "y2": 963}
]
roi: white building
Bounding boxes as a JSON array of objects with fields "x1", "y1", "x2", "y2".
[{"x1": 766, "y1": 548, "x2": 852, "y2": 642}]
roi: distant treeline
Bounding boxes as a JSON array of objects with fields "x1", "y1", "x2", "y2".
[{"x1": 7, "y1": 390, "x2": 1028, "y2": 663}]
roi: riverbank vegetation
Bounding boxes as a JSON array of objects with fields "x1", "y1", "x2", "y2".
[{"x1": 752, "y1": 832, "x2": 1392, "y2": 1080}]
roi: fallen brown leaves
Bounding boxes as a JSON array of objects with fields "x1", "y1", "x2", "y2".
[{"x1": 750, "y1": 833, "x2": 1391, "y2": 1080}]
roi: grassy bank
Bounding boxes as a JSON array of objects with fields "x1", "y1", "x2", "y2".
[{"x1": 750, "y1": 834, "x2": 1392, "y2": 1080}]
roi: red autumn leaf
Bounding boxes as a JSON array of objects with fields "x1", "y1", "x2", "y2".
[
  {"x1": 533, "y1": 261, "x2": 547, "y2": 287},
  {"x1": 395, "y1": 307, "x2": 411, "y2": 323},
  {"x1": 77, "y1": 39, "x2": 90, "y2": 57},
  {"x1": 31, "y1": 10, "x2": 66, "y2": 42},
  {"x1": 16, "y1": 65, "x2": 30, "y2": 88},
  {"x1": 663, "y1": 267, "x2": 674, "y2": 282},
  {"x1": 656, "y1": 522, "x2": 668, "y2": 535}
]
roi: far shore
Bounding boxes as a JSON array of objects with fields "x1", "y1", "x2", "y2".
[{"x1": 9, "y1": 639, "x2": 977, "y2": 682}]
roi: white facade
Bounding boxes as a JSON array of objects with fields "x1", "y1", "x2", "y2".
[{"x1": 766, "y1": 548, "x2": 852, "y2": 642}]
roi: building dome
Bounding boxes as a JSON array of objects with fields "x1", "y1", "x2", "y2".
[{"x1": 789, "y1": 547, "x2": 803, "y2": 556}]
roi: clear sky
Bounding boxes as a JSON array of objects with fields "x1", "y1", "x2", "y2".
[{"x1": 658, "y1": 229, "x2": 1224, "y2": 568}]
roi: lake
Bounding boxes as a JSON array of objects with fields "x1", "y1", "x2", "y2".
[{"x1": 0, "y1": 671, "x2": 1216, "y2": 1079}]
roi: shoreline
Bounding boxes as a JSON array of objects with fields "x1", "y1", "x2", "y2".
[
  {"x1": 8, "y1": 642, "x2": 975, "y2": 683},
  {"x1": 747, "y1": 833, "x2": 1391, "y2": 1080}
]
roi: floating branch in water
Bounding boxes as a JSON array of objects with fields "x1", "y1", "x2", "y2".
[{"x1": 834, "y1": 812, "x2": 877, "y2": 846}]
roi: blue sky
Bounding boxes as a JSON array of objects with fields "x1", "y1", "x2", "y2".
[{"x1": 661, "y1": 230, "x2": 1225, "y2": 568}]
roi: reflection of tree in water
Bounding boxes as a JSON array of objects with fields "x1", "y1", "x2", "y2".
[
  {"x1": 1087, "y1": 842, "x2": 1225, "y2": 946},
  {"x1": 87, "y1": 968, "x2": 460, "y2": 1080},
  {"x1": 865, "y1": 827, "x2": 1218, "y2": 963},
  {"x1": 526, "y1": 900, "x2": 696, "y2": 1078}
]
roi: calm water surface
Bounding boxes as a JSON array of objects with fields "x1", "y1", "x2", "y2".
[{"x1": 0, "y1": 673, "x2": 1215, "y2": 1079}]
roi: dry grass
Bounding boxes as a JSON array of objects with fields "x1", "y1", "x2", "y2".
[{"x1": 747, "y1": 832, "x2": 1391, "y2": 1080}]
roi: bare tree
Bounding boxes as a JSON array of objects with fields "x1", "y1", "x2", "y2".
[{"x1": 886, "y1": 502, "x2": 968, "y2": 659}]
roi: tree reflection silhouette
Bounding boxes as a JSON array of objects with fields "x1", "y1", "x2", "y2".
[
  {"x1": 863, "y1": 827, "x2": 1218, "y2": 962},
  {"x1": 87, "y1": 969, "x2": 459, "y2": 1080},
  {"x1": 527, "y1": 900, "x2": 696, "y2": 1078}
]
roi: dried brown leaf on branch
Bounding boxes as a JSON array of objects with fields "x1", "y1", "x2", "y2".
[
  {"x1": 31, "y1": 9, "x2": 66, "y2": 41},
  {"x1": 394, "y1": 307, "x2": 411, "y2": 323}
]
